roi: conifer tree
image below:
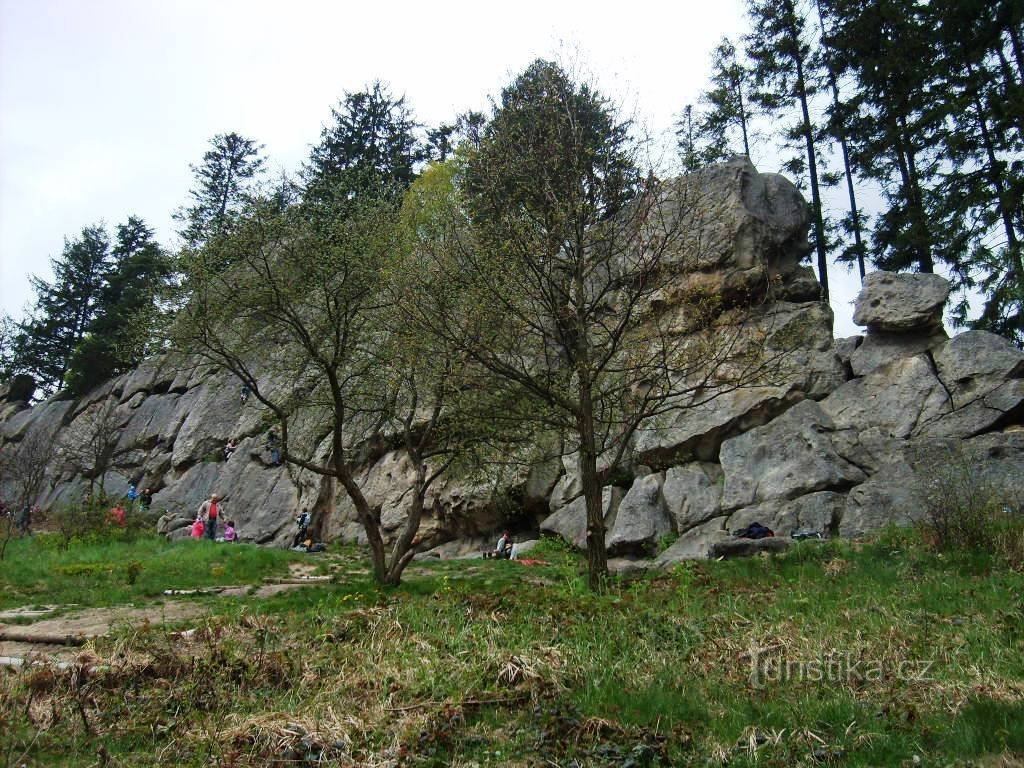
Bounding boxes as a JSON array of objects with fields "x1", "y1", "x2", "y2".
[
  {"x1": 65, "y1": 217, "x2": 171, "y2": 394},
  {"x1": 305, "y1": 81, "x2": 422, "y2": 204},
  {"x1": 814, "y1": 0, "x2": 867, "y2": 280},
  {"x1": 745, "y1": 0, "x2": 832, "y2": 300},
  {"x1": 701, "y1": 38, "x2": 753, "y2": 158},
  {"x1": 15, "y1": 226, "x2": 111, "y2": 391},
  {"x1": 176, "y1": 132, "x2": 265, "y2": 248},
  {"x1": 821, "y1": 0, "x2": 949, "y2": 276}
]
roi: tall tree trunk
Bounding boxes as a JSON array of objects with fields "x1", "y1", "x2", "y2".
[
  {"x1": 816, "y1": 0, "x2": 865, "y2": 280},
  {"x1": 972, "y1": 92, "x2": 1021, "y2": 253},
  {"x1": 1007, "y1": 25, "x2": 1024, "y2": 81},
  {"x1": 792, "y1": 49, "x2": 830, "y2": 300},
  {"x1": 735, "y1": 77, "x2": 751, "y2": 156},
  {"x1": 577, "y1": 400, "x2": 608, "y2": 591}
]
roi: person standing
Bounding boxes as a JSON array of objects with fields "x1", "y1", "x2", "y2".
[
  {"x1": 139, "y1": 488, "x2": 153, "y2": 512},
  {"x1": 267, "y1": 431, "x2": 281, "y2": 465},
  {"x1": 197, "y1": 494, "x2": 223, "y2": 541},
  {"x1": 293, "y1": 510, "x2": 311, "y2": 548}
]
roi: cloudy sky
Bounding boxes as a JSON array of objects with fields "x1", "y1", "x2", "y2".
[{"x1": 1, "y1": 0, "x2": 868, "y2": 336}]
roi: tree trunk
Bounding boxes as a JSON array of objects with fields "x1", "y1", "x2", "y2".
[
  {"x1": 973, "y1": 92, "x2": 1021, "y2": 254},
  {"x1": 331, "y1": 421, "x2": 387, "y2": 583},
  {"x1": 384, "y1": 468, "x2": 428, "y2": 586},
  {"x1": 792, "y1": 45, "x2": 830, "y2": 301},
  {"x1": 816, "y1": 0, "x2": 865, "y2": 280},
  {"x1": 577, "y1": 401, "x2": 608, "y2": 591},
  {"x1": 735, "y1": 78, "x2": 751, "y2": 156}
]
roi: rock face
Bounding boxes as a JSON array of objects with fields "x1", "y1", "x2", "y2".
[
  {"x1": 852, "y1": 271, "x2": 950, "y2": 332},
  {"x1": 3, "y1": 160, "x2": 1023, "y2": 565}
]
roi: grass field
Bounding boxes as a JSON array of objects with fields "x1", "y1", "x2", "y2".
[
  {"x1": 0, "y1": 534, "x2": 304, "y2": 611},
  {"x1": 1, "y1": 529, "x2": 1023, "y2": 766}
]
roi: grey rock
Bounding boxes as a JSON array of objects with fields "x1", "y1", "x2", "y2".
[
  {"x1": 850, "y1": 329, "x2": 947, "y2": 377},
  {"x1": 709, "y1": 537, "x2": 790, "y2": 559},
  {"x1": 913, "y1": 330, "x2": 1024, "y2": 439},
  {"x1": 820, "y1": 355, "x2": 951, "y2": 439},
  {"x1": 171, "y1": 381, "x2": 246, "y2": 467},
  {"x1": 662, "y1": 462, "x2": 723, "y2": 531},
  {"x1": 662, "y1": 157, "x2": 810, "y2": 275},
  {"x1": 720, "y1": 400, "x2": 865, "y2": 510},
  {"x1": 540, "y1": 486, "x2": 623, "y2": 550},
  {"x1": 852, "y1": 271, "x2": 950, "y2": 332},
  {"x1": 727, "y1": 491, "x2": 845, "y2": 537},
  {"x1": 606, "y1": 473, "x2": 672, "y2": 555},
  {"x1": 654, "y1": 516, "x2": 730, "y2": 565},
  {"x1": 833, "y1": 335, "x2": 863, "y2": 372}
]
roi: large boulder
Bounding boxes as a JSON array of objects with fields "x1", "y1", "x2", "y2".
[
  {"x1": 662, "y1": 462, "x2": 723, "y2": 532},
  {"x1": 916, "y1": 330, "x2": 1024, "y2": 439},
  {"x1": 852, "y1": 271, "x2": 950, "y2": 332},
  {"x1": 654, "y1": 516, "x2": 731, "y2": 565},
  {"x1": 839, "y1": 430, "x2": 1024, "y2": 537},
  {"x1": 605, "y1": 473, "x2": 673, "y2": 555},
  {"x1": 540, "y1": 486, "x2": 624, "y2": 550},
  {"x1": 720, "y1": 400, "x2": 865, "y2": 510}
]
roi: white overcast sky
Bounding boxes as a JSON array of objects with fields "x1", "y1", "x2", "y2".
[{"x1": 0, "y1": 0, "x2": 870, "y2": 336}]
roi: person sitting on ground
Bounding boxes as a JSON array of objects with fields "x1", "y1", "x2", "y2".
[
  {"x1": 191, "y1": 516, "x2": 205, "y2": 539},
  {"x1": 108, "y1": 504, "x2": 127, "y2": 527},
  {"x1": 485, "y1": 531, "x2": 512, "y2": 559},
  {"x1": 197, "y1": 493, "x2": 223, "y2": 541},
  {"x1": 221, "y1": 520, "x2": 237, "y2": 543},
  {"x1": 139, "y1": 488, "x2": 153, "y2": 512},
  {"x1": 224, "y1": 439, "x2": 237, "y2": 460}
]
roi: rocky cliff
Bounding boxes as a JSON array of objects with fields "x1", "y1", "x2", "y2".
[{"x1": 2, "y1": 158, "x2": 1022, "y2": 562}]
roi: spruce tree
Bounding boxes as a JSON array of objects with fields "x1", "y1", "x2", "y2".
[
  {"x1": 65, "y1": 217, "x2": 171, "y2": 394},
  {"x1": 814, "y1": 0, "x2": 867, "y2": 280},
  {"x1": 176, "y1": 132, "x2": 265, "y2": 248},
  {"x1": 15, "y1": 225, "x2": 111, "y2": 392},
  {"x1": 821, "y1": 0, "x2": 949, "y2": 275},
  {"x1": 700, "y1": 38, "x2": 753, "y2": 158},
  {"x1": 305, "y1": 81, "x2": 422, "y2": 204},
  {"x1": 745, "y1": 0, "x2": 833, "y2": 300}
]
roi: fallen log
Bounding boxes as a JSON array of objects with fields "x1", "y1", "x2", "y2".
[{"x1": 0, "y1": 629, "x2": 87, "y2": 646}]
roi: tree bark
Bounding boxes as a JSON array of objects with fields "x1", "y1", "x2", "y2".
[
  {"x1": 577, "y1": 393, "x2": 608, "y2": 591},
  {"x1": 790, "y1": 33, "x2": 830, "y2": 300}
]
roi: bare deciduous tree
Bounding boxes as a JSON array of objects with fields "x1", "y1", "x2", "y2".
[{"x1": 400, "y1": 61, "x2": 795, "y2": 589}]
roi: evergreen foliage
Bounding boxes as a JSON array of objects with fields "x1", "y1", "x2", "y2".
[
  {"x1": 175, "y1": 132, "x2": 266, "y2": 248},
  {"x1": 304, "y1": 81, "x2": 423, "y2": 205}
]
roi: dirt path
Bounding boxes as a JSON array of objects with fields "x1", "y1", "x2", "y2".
[{"x1": 0, "y1": 562, "x2": 336, "y2": 663}]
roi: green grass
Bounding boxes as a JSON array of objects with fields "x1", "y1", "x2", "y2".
[
  {"x1": 1, "y1": 529, "x2": 1023, "y2": 766},
  {"x1": 0, "y1": 533, "x2": 301, "y2": 609}
]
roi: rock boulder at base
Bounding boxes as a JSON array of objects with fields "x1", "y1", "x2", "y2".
[
  {"x1": 662, "y1": 462, "x2": 723, "y2": 532},
  {"x1": 726, "y1": 491, "x2": 845, "y2": 538},
  {"x1": 852, "y1": 271, "x2": 950, "y2": 332},
  {"x1": 654, "y1": 516, "x2": 731, "y2": 566},
  {"x1": 540, "y1": 486, "x2": 623, "y2": 550},
  {"x1": 709, "y1": 536, "x2": 790, "y2": 559},
  {"x1": 606, "y1": 473, "x2": 673, "y2": 555}
]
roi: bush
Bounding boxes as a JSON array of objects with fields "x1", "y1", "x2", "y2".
[
  {"x1": 48, "y1": 498, "x2": 156, "y2": 550},
  {"x1": 917, "y1": 451, "x2": 1023, "y2": 568}
]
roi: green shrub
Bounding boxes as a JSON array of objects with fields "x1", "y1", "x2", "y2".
[{"x1": 917, "y1": 452, "x2": 1023, "y2": 567}]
